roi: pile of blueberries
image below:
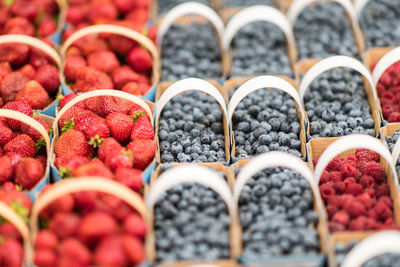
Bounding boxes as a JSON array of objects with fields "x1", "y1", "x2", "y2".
[
  {"x1": 230, "y1": 21, "x2": 294, "y2": 78},
  {"x1": 158, "y1": 91, "x2": 226, "y2": 163},
  {"x1": 304, "y1": 68, "x2": 376, "y2": 138},
  {"x1": 224, "y1": 0, "x2": 274, "y2": 7},
  {"x1": 293, "y1": 2, "x2": 359, "y2": 60},
  {"x1": 231, "y1": 87, "x2": 302, "y2": 158},
  {"x1": 237, "y1": 167, "x2": 320, "y2": 258},
  {"x1": 157, "y1": 0, "x2": 210, "y2": 15},
  {"x1": 362, "y1": 254, "x2": 400, "y2": 267},
  {"x1": 154, "y1": 182, "x2": 231, "y2": 262},
  {"x1": 360, "y1": 0, "x2": 400, "y2": 49},
  {"x1": 384, "y1": 130, "x2": 400, "y2": 178},
  {"x1": 161, "y1": 23, "x2": 222, "y2": 81}
]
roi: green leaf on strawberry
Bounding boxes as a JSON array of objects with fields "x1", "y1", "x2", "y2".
[
  {"x1": 59, "y1": 166, "x2": 72, "y2": 179},
  {"x1": 88, "y1": 135, "x2": 105, "y2": 149},
  {"x1": 4, "y1": 0, "x2": 14, "y2": 6},
  {"x1": 35, "y1": 138, "x2": 46, "y2": 153},
  {"x1": 10, "y1": 201, "x2": 29, "y2": 224},
  {"x1": 61, "y1": 118, "x2": 75, "y2": 134},
  {"x1": 131, "y1": 112, "x2": 145, "y2": 123}
]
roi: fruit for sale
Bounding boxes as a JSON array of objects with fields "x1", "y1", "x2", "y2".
[
  {"x1": 224, "y1": 0, "x2": 274, "y2": 7},
  {"x1": 157, "y1": 0, "x2": 210, "y2": 15},
  {"x1": 292, "y1": 2, "x2": 359, "y2": 60}
]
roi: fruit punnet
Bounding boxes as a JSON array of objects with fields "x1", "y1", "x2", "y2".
[
  {"x1": 33, "y1": 180, "x2": 146, "y2": 267},
  {"x1": 292, "y1": 2, "x2": 359, "y2": 60},
  {"x1": 230, "y1": 21, "x2": 294, "y2": 78},
  {"x1": 0, "y1": 0, "x2": 60, "y2": 41},
  {"x1": 315, "y1": 149, "x2": 398, "y2": 233},
  {"x1": 160, "y1": 23, "x2": 222, "y2": 82},
  {"x1": 63, "y1": 28, "x2": 156, "y2": 97},
  {"x1": 237, "y1": 166, "x2": 320, "y2": 258},
  {"x1": 0, "y1": 102, "x2": 51, "y2": 191},
  {"x1": 224, "y1": 0, "x2": 275, "y2": 7},
  {"x1": 304, "y1": 68, "x2": 376, "y2": 138},
  {"x1": 158, "y1": 91, "x2": 226, "y2": 163},
  {"x1": 64, "y1": 0, "x2": 153, "y2": 40},
  {"x1": 384, "y1": 130, "x2": 400, "y2": 183},
  {"x1": 359, "y1": 0, "x2": 400, "y2": 49},
  {"x1": 54, "y1": 93, "x2": 155, "y2": 191},
  {"x1": 0, "y1": 41, "x2": 60, "y2": 110},
  {"x1": 374, "y1": 61, "x2": 400, "y2": 122},
  {"x1": 157, "y1": 0, "x2": 210, "y2": 15}
]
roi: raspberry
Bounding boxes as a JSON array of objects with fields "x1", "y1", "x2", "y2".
[
  {"x1": 365, "y1": 161, "x2": 385, "y2": 182},
  {"x1": 356, "y1": 161, "x2": 368, "y2": 175},
  {"x1": 365, "y1": 217, "x2": 378, "y2": 230},
  {"x1": 364, "y1": 188, "x2": 376, "y2": 198},
  {"x1": 349, "y1": 216, "x2": 367, "y2": 231},
  {"x1": 355, "y1": 149, "x2": 380, "y2": 162},
  {"x1": 341, "y1": 163, "x2": 356, "y2": 178},
  {"x1": 382, "y1": 104, "x2": 394, "y2": 119},
  {"x1": 333, "y1": 182, "x2": 346, "y2": 194},
  {"x1": 356, "y1": 193, "x2": 374, "y2": 210},
  {"x1": 327, "y1": 156, "x2": 342, "y2": 171},
  {"x1": 355, "y1": 169, "x2": 363, "y2": 179},
  {"x1": 346, "y1": 183, "x2": 363, "y2": 196},
  {"x1": 326, "y1": 204, "x2": 338, "y2": 219},
  {"x1": 319, "y1": 183, "x2": 335, "y2": 201},
  {"x1": 378, "y1": 196, "x2": 393, "y2": 209},
  {"x1": 332, "y1": 211, "x2": 350, "y2": 226},
  {"x1": 373, "y1": 201, "x2": 393, "y2": 221},
  {"x1": 388, "y1": 112, "x2": 400, "y2": 122},
  {"x1": 346, "y1": 156, "x2": 357, "y2": 167},
  {"x1": 376, "y1": 184, "x2": 390, "y2": 198},
  {"x1": 319, "y1": 170, "x2": 331, "y2": 184},
  {"x1": 344, "y1": 177, "x2": 356, "y2": 187},
  {"x1": 379, "y1": 218, "x2": 398, "y2": 230},
  {"x1": 344, "y1": 201, "x2": 366, "y2": 218},
  {"x1": 328, "y1": 194, "x2": 354, "y2": 209},
  {"x1": 330, "y1": 171, "x2": 342, "y2": 182},
  {"x1": 359, "y1": 175, "x2": 375, "y2": 188},
  {"x1": 329, "y1": 221, "x2": 345, "y2": 233}
]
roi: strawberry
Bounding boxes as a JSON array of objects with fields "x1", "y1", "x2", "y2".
[
  {"x1": 66, "y1": 6, "x2": 86, "y2": 26},
  {"x1": 0, "y1": 123, "x2": 14, "y2": 146},
  {"x1": 19, "y1": 64, "x2": 35, "y2": 79},
  {"x1": 138, "y1": 82, "x2": 150, "y2": 95},
  {"x1": 126, "y1": 8, "x2": 148, "y2": 24},
  {"x1": 3, "y1": 100, "x2": 33, "y2": 130},
  {"x1": 84, "y1": 96, "x2": 125, "y2": 118},
  {"x1": 122, "y1": 235, "x2": 146, "y2": 265},
  {"x1": 94, "y1": 235, "x2": 128, "y2": 266},
  {"x1": 88, "y1": 2, "x2": 118, "y2": 24},
  {"x1": 10, "y1": 0, "x2": 38, "y2": 22},
  {"x1": 64, "y1": 56, "x2": 87, "y2": 82},
  {"x1": 0, "y1": 61, "x2": 12, "y2": 80},
  {"x1": 59, "y1": 93, "x2": 83, "y2": 110},
  {"x1": 0, "y1": 155, "x2": 13, "y2": 183},
  {"x1": 72, "y1": 159, "x2": 114, "y2": 179},
  {"x1": 34, "y1": 230, "x2": 58, "y2": 250},
  {"x1": 111, "y1": 65, "x2": 139, "y2": 89},
  {"x1": 122, "y1": 81, "x2": 142, "y2": 95},
  {"x1": 130, "y1": 113, "x2": 154, "y2": 140},
  {"x1": 58, "y1": 106, "x2": 88, "y2": 128},
  {"x1": 16, "y1": 80, "x2": 50, "y2": 109},
  {"x1": 0, "y1": 238, "x2": 24, "y2": 267},
  {"x1": 0, "y1": 43, "x2": 29, "y2": 68},
  {"x1": 55, "y1": 129, "x2": 93, "y2": 159},
  {"x1": 88, "y1": 50, "x2": 120, "y2": 74},
  {"x1": 34, "y1": 64, "x2": 60, "y2": 94},
  {"x1": 0, "y1": 190, "x2": 32, "y2": 211},
  {"x1": 98, "y1": 138, "x2": 122, "y2": 161},
  {"x1": 34, "y1": 248, "x2": 57, "y2": 267},
  {"x1": 73, "y1": 191, "x2": 98, "y2": 214},
  {"x1": 21, "y1": 117, "x2": 51, "y2": 141},
  {"x1": 115, "y1": 167, "x2": 143, "y2": 192},
  {"x1": 29, "y1": 47, "x2": 54, "y2": 69},
  {"x1": 49, "y1": 212, "x2": 80, "y2": 239},
  {"x1": 4, "y1": 134, "x2": 36, "y2": 157},
  {"x1": 123, "y1": 213, "x2": 146, "y2": 239},
  {"x1": 40, "y1": 193, "x2": 74, "y2": 219},
  {"x1": 74, "y1": 67, "x2": 113, "y2": 92},
  {"x1": 126, "y1": 139, "x2": 155, "y2": 170},
  {"x1": 54, "y1": 156, "x2": 89, "y2": 178},
  {"x1": 114, "y1": 0, "x2": 136, "y2": 13},
  {"x1": 14, "y1": 157, "x2": 44, "y2": 189},
  {"x1": 105, "y1": 149, "x2": 133, "y2": 172},
  {"x1": 0, "y1": 222, "x2": 21, "y2": 240},
  {"x1": 35, "y1": 155, "x2": 47, "y2": 169},
  {"x1": 108, "y1": 34, "x2": 137, "y2": 56},
  {"x1": 58, "y1": 238, "x2": 91, "y2": 267},
  {"x1": 78, "y1": 211, "x2": 119, "y2": 245},
  {"x1": 85, "y1": 118, "x2": 110, "y2": 143},
  {"x1": 106, "y1": 112, "x2": 134, "y2": 143},
  {"x1": 67, "y1": 111, "x2": 100, "y2": 134},
  {"x1": 127, "y1": 47, "x2": 153, "y2": 73},
  {"x1": 38, "y1": 14, "x2": 57, "y2": 37}
]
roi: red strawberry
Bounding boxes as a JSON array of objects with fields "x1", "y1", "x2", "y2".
[
  {"x1": 59, "y1": 93, "x2": 83, "y2": 110},
  {"x1": 0, "y1": 43, "x2": 29, "y2": 67},
  {"x1": 58, "y1": 106, "x2": 88, "y2": 128},
  {"x1": 73, "y1": 191, "x2": 98, "y2": 214},
  {"x1": 88, "y1": 50, "x2": 120, "y2": 74},
  {"x1": 14, "y1": 157, "x2": 44, "y2": 189},
  {"x1": 0, "y1": 61, "x2": 12, "y2": 79},
  {"x1": 84, "y1": 96, "x2": 125, "y2": 118},
  {"x1": 122, "y1": 81, "x2": 142, "y2": 95},
  {"x1": 85, "y1": 118, "x2": 110, "y2": 143},
  {"x1": 55, "y1": 156, "x2": 89, "y2": 178},
  {"x1": 0, "y1": 155, "x2": 13, "y2": 183},
  {"x1": 70, "y1": 111, "x2": 100, "y2": 134},
  {"x1": 115, "y1": 0, "x2": 136, "y2": 13},
  {"x1": 74, "y1": 67, "x2": 113, "y2": 93},
  {"x1": 40, "y1": 192, "x2": 74, "y2": 219},
  {"x1": 0, "y1": 238, "x2": 24, "y2": 267},
  {"x1": 130, "y1": 113, "x2": 154, "y2": 140},
  {"x1": 0, "y1": 123, "x2": 13, "y2": 146},
  {"x1": 34, "y1": 230, "x2": 58, "y2": 250},
  {"x1": 34, "y1": 64, "x2": 60, "y2": 94},
  {"x1": 126, "y1": 8, "x2": 148, "y2": 24},
  {"x1": 106, "y1": 112, "x2": 134, "y2": 143},
  {"x1": 64, "y1": 56, "x2": 87, "y2": 82},
  {"x1": 122, "y1": 235, "x2": 146, "y2": 264},
  {"x1": 34, "y1": 248, "x2": 57, "y2": 267},
  {"x1": 66, "y1": 5, "x2": 86, "y2": 26},
  {"x1": 38, "y1": 15, "x2": 57, "y2": 37},
  {"x1": 88, "y1": 2, "x2": 117, "y2": 24},
  {"x1": 94, "y1": 235, "x2": 128, "y2": 266},
  {"x1": 112, "y1": 65, "x2": 139, "y2": 89},
  {"x1": 49, "y1": 212, "x2": 80, "y2": 239},
  {"x1": 3, "y1": 100, "x2": 33, "y2": 130},
  {"x1": 21, "y1": 117, "x2": 51, "y2": 141},
  {"x1": 123, "y1": 213, "x2": 146, "y2": 239},
  {"x1": 108, "y1": 34, "x2": 137, "y2": 56},
  {"x1": 16, "y1": 80, "x2": 50, "y2": 110},
  {"x1": 58, "y1": 238, "x2": 91, "y2": 267},
  {"x1": 19, "y1": 64, "x2": 35, "y2": 79},
  {"x1": 0, "y1": 190, "x2": 32, "y2": 212},
  {"x1": 4, "y1": 16, "x2": 35, "y2": 36},
  {"x1": 11, "y1": 0, "x2": 38, "y2": 22},
  {"x1": 115, "y1": 167, "x2": 143, "y2": 192},
  {"x1": 4, "y1": 134, "x2": 36, "y2": 157},
  {"x1": 29, "y1": 47, "x2": 54, "y2": 69},
  {"x1": 0, "y1": 222, "x2": 21, "y2": 240},
  {"x1": 55, "y1": 129, "x2": 93, "y2": 159},
  {"x1": 127, "y1": 47, "x2": 153, "y2": 73},
  {"x1": 78, "y1": 211, "x2": 119, "y2": 245},
  {"x1": 105, "y1": 149, "x2": 133, "y2": 172},
  {"x1": 127, "y1": 139, "x2": 155, "y2": 170},
  {"x1": 98, "y1": 137, "x2": 122, "y2": 161},
  {"x1": 72, "y1": 159, "x2": 114, "y2": 179}
]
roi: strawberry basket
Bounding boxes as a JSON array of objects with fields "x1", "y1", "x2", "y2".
[
  {"x1": 231, "y1": 151, "x2": 328, "y2": 266},
  {"x1": 51, "y1": 89, "x2": 156, "y2": 186},
  {"x1": 0, "y1": 109, "x2": 51, "y2": 201},
  {"x1": 29, "y1": 177, "x2": 147, "y2": 267},
  {"x1": 60, "y1": 24, "x2": 160, "y2": 101},
  {"x1": 0, "y1": 34, "x2": 62, "y2": 116}
]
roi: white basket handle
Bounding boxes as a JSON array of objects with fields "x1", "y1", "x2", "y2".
[
  {"x1": 223, "y1": 6, "x2": 296, "y2": 53},
  {"x1": 156, "y1": 2, "x2": 225, "y2": 48},
  {"x1": 55, "y1": 89, "x2": 153, "y2": 127},
  {"x1": 354, "y1": 0, "x2": 370, "y2": 17},
  {"x1": 155, "y1": 78, "x2": 228, "y2": 126},
  {"x1": 146, "y1": 165, "x2": 235, "y2": 219},
  {"x1": 391, "y1": 134, "x2": 400, "y2": 164},
  {"x1": 341, "y1": 231, "x2": 400, "y2": 267},
  {"x1": 314, "y1": 135, "x2": 398, "y2": 188},
  {"x1": 228, "y1": 75, "x2": 304, "y2": 123},
  {"x1": 372, "y1": 47, "x2": 400, "y2": 88},
  {"x1": 233, "y1": 151, "x2": 326, "y2": 221},
  {"x1": 298, "y1": 55, "x2": 377, "y2": 100},
  {"x1": 0, "y1": 34, "x2": 61, "y2": 69}
]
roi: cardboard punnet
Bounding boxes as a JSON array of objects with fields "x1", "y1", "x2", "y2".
[
  {"x1": 226, "y1": 76, "x2": 307, "y2": 162},
  {"x1": 222, "y1": 6, "x2": 297, "y2": 83},
  {"x1": 155, "y1": 78, "x2": 231, "y2": 166},
  {"x1": 50, "y1": 89, "x2": 156, "y2": 183},
  {"x1": 379, "y1": 123, "x2": 400, "y2": 152},
  {"x1": 298, "y1": 56, "x2": 382, "y2": 141},
  {"x1": 28, "y1": 177, "x2": 146, "y2": 267},
  {"x1": 288, "y1": 0, "x2": 365, "y2": 72},
  {"x1": 145, "y1": 164, "x2": 240, "y2": 267},
  {"x1": 230, "y1": 152, "x2": 329, "y2": 267},
  {"x1": 156, "y1": 2, "x2": 228, "y2": 86},
  {"x1": 308, "y1": 135, "x2": 400, "y2": 248},
  {"x1": 0, "y1": 35, "x2": 62, "y2": 117},
  {"x1": 59, "y1": 24, "x2": 160, "y2": 101}
]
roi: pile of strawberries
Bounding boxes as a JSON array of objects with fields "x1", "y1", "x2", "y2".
[
  {"x1": 0, "y1": 43, "x2": 60, "y2": 110},
  {"x1": 54, "y1": 95, "x2": 156, "y2": 192},
  {"x1": 0, "y1": 183, "x2": 32, "y2": 267},
  {"x1": 0, "y1": 101, "x2": 51, "y2": 190},
  {"x1": 0, "y1": 0, "x2": 59, "y2": 39},
  {"x1": 33, "y1": 186, "x2": 146, "y2": 267},
  {"x1": 64, "y1": 28, "x2": 155, "y2": 96},
  {"x1": 316, "y1": 149, "x2": 398, "y2": 232},
  {"x1": 373, "y1": 61, "x2": 400, "y2": 122}
]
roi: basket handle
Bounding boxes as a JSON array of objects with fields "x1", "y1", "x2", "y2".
[
  {"x1": 372, "y1": 47, "x2": 400, "y2": 87},
  {"x1": 354, "y1": 0, "x2": 370, "y2": 17}
]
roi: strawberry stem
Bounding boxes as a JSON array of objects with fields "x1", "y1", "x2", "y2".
[
  {"x1": 61, "y1": 118, "x2": 75, "y2": 134},
  {"x1": 10, "y1": 201, "x2": 29, "y2": 224},
  {"x1": 59, "y1": 166, "x2": 72, "y2": 179},
  {"x1": 88, "y1": 135, "x2": 104, "y2": 149},
  {"x1": 35, "y1": 138, "x2": 46, "y2": 153},
  {"x1": 131, "y1": 112, "x2": 145, "y2": 123}
]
